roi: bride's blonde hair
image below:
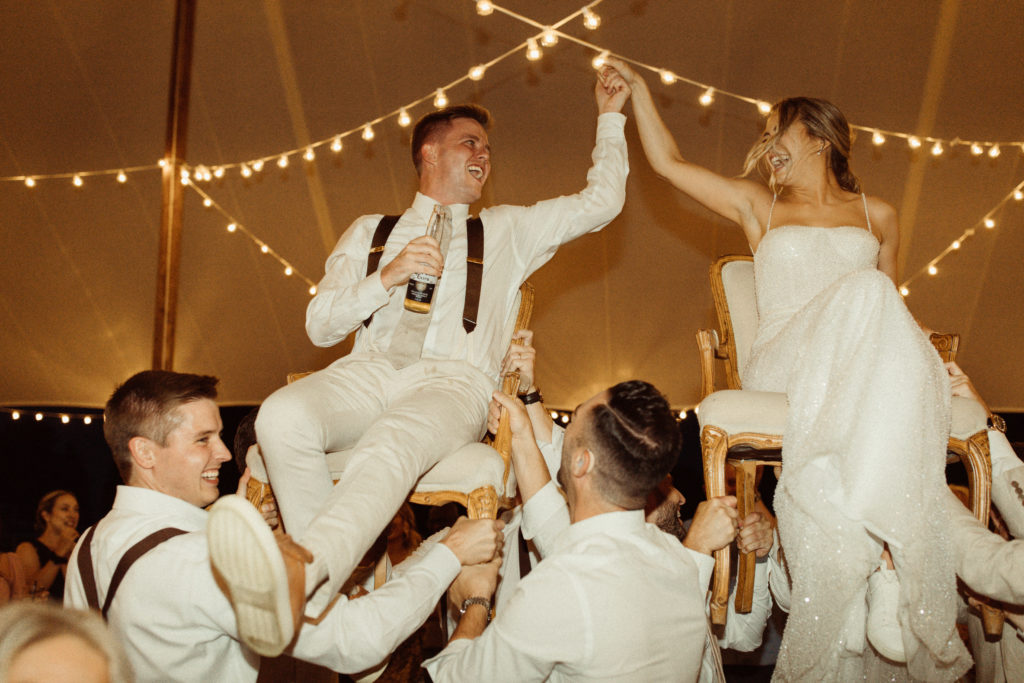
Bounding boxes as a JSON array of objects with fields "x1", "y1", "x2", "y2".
[{"x1": 743, "y1": 97, "x2": 860, "y2": 194}]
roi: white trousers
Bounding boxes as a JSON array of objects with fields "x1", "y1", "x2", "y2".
[{"x1": 255, "y1": 352, "x2": 493, "y2": 599}]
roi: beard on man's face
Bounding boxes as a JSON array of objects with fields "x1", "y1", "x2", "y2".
[{"x1": 652, "y1": 503, "x2": 686, "y2": 543}]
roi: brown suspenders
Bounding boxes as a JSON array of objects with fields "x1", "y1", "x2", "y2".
[
  {"x1": 363, "y1": 214, "x2": 484, "y2": 333},
  {"x1": 77, "y1": 525, "x2": 187, "y2": 619}
]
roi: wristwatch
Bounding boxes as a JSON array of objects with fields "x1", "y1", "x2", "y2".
[
  {"x1": 460, "y1": 596, "x2": 492, "y2": 623},
  {"x1": 987, "y1": 412, "x2": 1007, "y2": 433},
  {"x1": 518, "y1": 389, "x2": 543, "y2": 406}
]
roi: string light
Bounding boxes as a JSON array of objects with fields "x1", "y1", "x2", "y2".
[
  {"x1": 1, "y1": 407, "x2": 103, "y2": 425},
  {"x1": 582, "y1": 7, "x2": 600, "y2": 29},
  {"x1": 24, "y1": 177, "x2": 35, "y2": 187},
  {"x1": 952, "y1": 240, "x2": 962, "y2": 250},
  {"x1": 971, "y1": 143, "x2": 984, "y2": 156},
  {"x1": 309, "y1": 285, "x2": 318, "y2": 295},
  {"x1": 331, "y1": 136, "x2": 343, "y2": 152},
  {"x1": 872, "y1": 131, "x2": 886, "y2": 146},
  {"x1": 930, "y1": 141, "x2": 943, "y2": 156},
  {"x1": 240, "y1": 164, "x2": 252, "y2": 178},
  {"x1": 397, "y1": 109, "x2": 412, "y2": 127},
  {"x1": 203, "y1": 197, "x2": 213, "y2": 207},
  {"x1": 303, "y1": 147, "x2": 315, "y2": 162},
  {"x1": 698, "y1": 87, "x2": 715, "y2": 106},
  {"x1": 260, "y1": 244, "x2": 269, "y2": 254},
  {"x1": 659, "y1": 70, "x2": 677, "y2": 85},
  {"x1": 252, "y1": 160, "x2": 265, "y2": 172},
  {"x1": 757, "y1": 101, "x2": 772, "y2": 116},
  {"x1": 117, "y1": 170, "x2": 128, "y2": 183},
  {"x1": 541, "y1": 27, "x2": 558, "y2": 46},
  {"x1": 83, "y1": 416, "x2": 92, "y2": 425},
  {"x1": 213, "y1": 167, "x2": 225, "y2": 179},
  {"x1": 35, "y1": 413, "x2": 43, "y2": 421},
  {"x1": 908, "y1": 136, "x2": 922, "y2": 150},
  {"x1": 12, "y1": 411, "x2": 20, "y2": 420},
  {"x1": 468, "y1": 64, "x2": 486, "y2": 81},
  {"x1": 284, "y1": 266, "x2": 293, "y2": 276},
  {"x1": 362, "y1": 124, "x2": 375, "y2": 141},
  {"x1": 1014, "y1": 190, "x2": 1023, "y2": 201},
  {"x1": 984, "y1": 217, "x2": 995, "y2": 228},
  {"x1": 591, "y1": 50, "x2": 609, "y2": 69},
  {"x1": 526, "y1": 38, "x2": 542, "y2": 61},
  {"x1": 72, "y1": 175, "x2": 83, "y2": 187},
  {"x1": 227, "y1": 222, "x2": 237, "y2": 232},
  {"x1": 277, "y1": 155, "x2": 289, "y2": 169},
  {"x1": 476, "y1": 0, "x2": 494, "y2": 16},
  {"x1": 928, "y1": 264, "x2": 938, "y2": 275},
  {"x1": 989, "y1": 145, "x2": 1001, "y2": 158}
]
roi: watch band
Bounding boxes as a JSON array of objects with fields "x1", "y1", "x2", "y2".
[
  {"x1": 518, "y1": 389, "x2": 543, "y2": 406},
  {"x1": 460, "y1": 596, "x2": 492, "y2": 622}
]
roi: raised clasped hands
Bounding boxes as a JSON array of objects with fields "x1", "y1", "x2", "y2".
[
  {"x1": 596, "y1": 61, "x2": 632, "y2": 114},
  {"x1": 379, "y1": 235, "x2": 444, "y2": 290}
]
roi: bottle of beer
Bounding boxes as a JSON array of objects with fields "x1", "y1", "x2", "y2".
[{"x1": 404, "y1": 205, "x2": 446, "y2": 313}]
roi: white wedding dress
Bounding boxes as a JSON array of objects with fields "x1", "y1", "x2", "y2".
[{"x1": 742, "y1": 196, "x2": 972, "y2": 681}]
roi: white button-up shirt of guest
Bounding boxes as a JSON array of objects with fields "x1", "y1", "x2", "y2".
[
  {"x1": 65, "y1": 486, "x2": 460, "y2": 683},
  {"x1": 424, "y1": 481, "x2": 713, "y2": 682},
  {"x1": 305, "y1": 113, "x2": 628, "y2": 381}
]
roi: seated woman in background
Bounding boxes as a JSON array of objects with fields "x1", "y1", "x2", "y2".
[{"x1": 16, "y1": 490, "x2": 80, "y2": 602}]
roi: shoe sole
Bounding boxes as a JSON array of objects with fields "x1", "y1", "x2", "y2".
[{"x1": 208, "y1": 495, "x2": 294, "y2": 657}]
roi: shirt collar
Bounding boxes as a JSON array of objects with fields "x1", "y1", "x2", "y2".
[
  {"x1": 111, "y1": 485, "x2": 209, "y2": 532},
  {"x1": 554, "y1": 508, "x2": 647, "y2": 553},
  {"x1": 412, "y1": 192, "x2": 470, "y2": 224}
]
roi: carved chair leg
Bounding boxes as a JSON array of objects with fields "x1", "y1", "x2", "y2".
[
  {"x1": 961, "y1": 432, "x2": 1004, "y2": 637},
  {"x1": 701, "y1": 426, "x2": 730, "y2": 626},
  {"x1": 733, "y1": 459, "x2": 758, "y2": 614},
  {"x1": 467, "y1": 486, "x2": 499, "y2": 520}
]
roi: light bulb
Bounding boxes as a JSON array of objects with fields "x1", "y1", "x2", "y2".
[
  {"x1": 952, "y1": 240, "x2": 961, "y2": 250},
  {"x1": 227, "y1": 223, "x2": 237, "y2": 233},
  {"x1": 899, "y1": 286, "x2": 909, "y2": 297},
  {"x1": 277, "y1": 155, "x2": 289, "y2": 168},
  {"x1": 1014, "y1": 189, "x2": 1023, "y2": 201},
  {"x1": 872, "y1": 131, "x2": 886, "y2": 146},
  {"x1": 362, "y1": 125, "x2": 375, "y2": 141},
  {"x1": 549, "y1": 410, "x2": 558, "y2": 419},
  {"x1": 988, "y1": 145, "x2": 1000, "y2": 158},
  {"x1": 433, "y1": 89, "x2": 448, "y2": 108},
  {"x1": 468, "y1": 64, "x2": 486, "y2": 81},
  {"x1": 252, "y1": 160, "x2": 264, "y2": 172},
  {"x1": 203, "y1": 198, "x2": 213, "y2": 208},
  {"x1": 398, "y1": 109, "x2": 412, "y2": 127},
  {"x1": 476, "y1": 0, "x2": 493, "y2": 16},
  {"x1": 308, "y1": 285, "x2": 318, "y2": 295},
  {"x1": 61, "y1": 415, "x2": 69, "y2": 424},
  {"x1": 591, "y1": 50, "x2": 609, "y2": 69},
  {"x1": 213, "y1": 166, "x2": 225, "y2": 178},
  {"x1": 908, "y1": 136, "x2": 921, "y2": 149},
  {"x1": 240, "y1": 165, "x2": 252, "y2": 178},
  {"x1": 73, "y1": 175, "x2": 83, "y2": 187},
  {"x1": 83, "y1": 416, "x2": 92, "y2": 425},
  {"x1": 660, "y1": 70, "x2": 677, "y2": 85},
  {"x1": 757, "y1": 101, "x2": 772, "y2": 116},
  {"x1": 970, "y1": 143, "x2": 983, "y2": 156},
  {"x1": 24, "y1": 177, "x2": 35, "y2": 187},
  {"x1": 331, "y1": 136, "x2": 343, "y2": 152},
  {"x1": 304, "y1": 147, "x2": 315, "y2": 162},
  {"x1": 117, "y1": 170, "x2": 128, "y2": 183},
  {"x1": 11, "y1": 411, "x2": 19, "y2": 420},
  {"x1": 260, "y1": 244, "x2": 269, "y2": 254},
  {"x1": 699, "y1": 88, "x2": 714, "y2": 106},
  {"x1": 582, "y1": 7, "x2": 600, "y2": 29},
  {"x1": 560, "y1": 414, "x2": 569, "y2": 423},
  {"x1": 541, "y1": 28, "x2": 558, "y2": 46},
  {"x1": 35, "y1": 413, "x2": 43, "y2": 421},
  {"x1": 678, "y1": 411, "x2": 687, "y2": 419},
  {"x1": 930, "y1": 141, "x2": 943, "y2": 156},
  {"x1": 928, "y1": 264, "x2": 938, "y2": 275},
  {"x1": 526, "y1": 38, "x2": 542, "y2": 61},
  {"x1": 284, "y1": 266, "x2": 293, "y2": 276},
  {"x1": 984, "y1": 217, "x2": 995, "y2": 228}
]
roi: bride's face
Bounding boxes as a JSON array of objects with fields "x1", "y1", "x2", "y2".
[{"x1": 762, "y1": 115, "x2": 823, "y2": 186}]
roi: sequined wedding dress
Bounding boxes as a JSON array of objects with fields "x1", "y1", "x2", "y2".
[{"x1": 742, "y1": 198, "x2": 971, "y2": 681}]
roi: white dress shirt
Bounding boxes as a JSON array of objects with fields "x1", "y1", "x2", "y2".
[
  {"x1": 65, "y1": 486, "x2": 460, "y2": 683},
  {"x1": 305, "y1": 113, "x2": 628, "y2": 380},
  {"x1": 425, "y1": 482, "x2": 711, "y2": 682}
]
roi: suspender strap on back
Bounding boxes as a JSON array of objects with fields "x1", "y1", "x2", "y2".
[
  {"x1": 463, "y1": 217, "x2": 484, "y2": 333},
  {"x1": 77, "y1": 526, "x2": 100, "y2": 611},
  {"x1": 362, "y1": 213, "x2": 485, "y2": 333},
  {"x1": 77, "y1": 525, "x2": 187, "y2": 619}
]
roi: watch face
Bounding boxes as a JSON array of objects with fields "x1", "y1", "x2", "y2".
[{"x1": 989, "y1": 414, "x2": 1007, "y2": 433}]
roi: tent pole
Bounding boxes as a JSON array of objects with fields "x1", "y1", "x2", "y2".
[{"x1": 152, "y1": 0, "x2": 197, "y2": 370}]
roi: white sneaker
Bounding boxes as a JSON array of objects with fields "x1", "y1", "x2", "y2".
[{"x1": 866, "y1": 567, "x2": 906, "y2": 662}]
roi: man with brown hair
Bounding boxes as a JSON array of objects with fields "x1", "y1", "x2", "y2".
[{"x1": 210, "y1": 69, "x2": 633, "y2": 656}]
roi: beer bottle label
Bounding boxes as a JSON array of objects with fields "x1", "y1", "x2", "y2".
[{"x1": 405, "y1": 273, "x2": 436, "y2": 306}]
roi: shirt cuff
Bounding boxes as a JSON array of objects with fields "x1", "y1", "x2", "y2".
[
  {"x1": 423, "y1": 637, "x2": 473, "y2": 679},
  {"x1": 596, "y1": 112, "x2": 627, "y2": 139},
  {"x1": 521, "y1": 481, "x2": 567, "y2": 540},
  {"x1": 684, "y1": 547, "x2": 716, "y2": 591}
]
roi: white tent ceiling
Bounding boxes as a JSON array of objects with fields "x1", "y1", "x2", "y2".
[{"x1": 2, "y1": 0, "x2": 1023, "y2": 412}]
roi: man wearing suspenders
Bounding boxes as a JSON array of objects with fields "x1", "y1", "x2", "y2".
[
  {"x1": 209, "y1": 71, "x2": 634, "y2": 655},
  {"x1": 65, "y1": 370, "x2": 507, "y2": 682}
]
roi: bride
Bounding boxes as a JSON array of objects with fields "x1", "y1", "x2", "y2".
[{"x1": 603, "y1": 58, "x2": 971, "y2": 681}]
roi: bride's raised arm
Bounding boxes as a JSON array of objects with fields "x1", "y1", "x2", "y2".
[{"x1": 604, "y1": 57, "x2": 769, "y2": 245}]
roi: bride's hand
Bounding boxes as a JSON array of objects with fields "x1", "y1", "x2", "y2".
[{"x1": 602, "y1": 57, "x2": 642, "y2": 88}]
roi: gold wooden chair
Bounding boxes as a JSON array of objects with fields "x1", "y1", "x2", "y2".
[
  {"x1": 696, "y1": 255, "x2": 994, "y2": 626},
  {"x1": 244, "y1": 281, "x2": 534, "y2": 523}
]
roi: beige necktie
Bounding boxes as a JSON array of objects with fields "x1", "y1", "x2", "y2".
[{"x1": 386, "y1": 205, "x2": 451, "y2": 369}]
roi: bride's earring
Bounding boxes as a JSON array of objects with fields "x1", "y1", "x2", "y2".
[{"x1": 816, "y1": 145, "x2": 824, "y2": 156}]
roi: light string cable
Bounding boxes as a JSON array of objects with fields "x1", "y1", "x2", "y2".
[{"x1": 898, "y1": 176, "x2": 1024, "y2": 295}]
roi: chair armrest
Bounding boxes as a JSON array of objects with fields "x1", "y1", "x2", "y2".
[
  {"x1": 929, "y1": 332, "x2": 959, "y2": 363},
  {"x1": 489, "y1": 371, "x2": 521, "y2": 491},
  {"x1": 696, "y1": 329, "x2": 720, "y2": 401}
]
